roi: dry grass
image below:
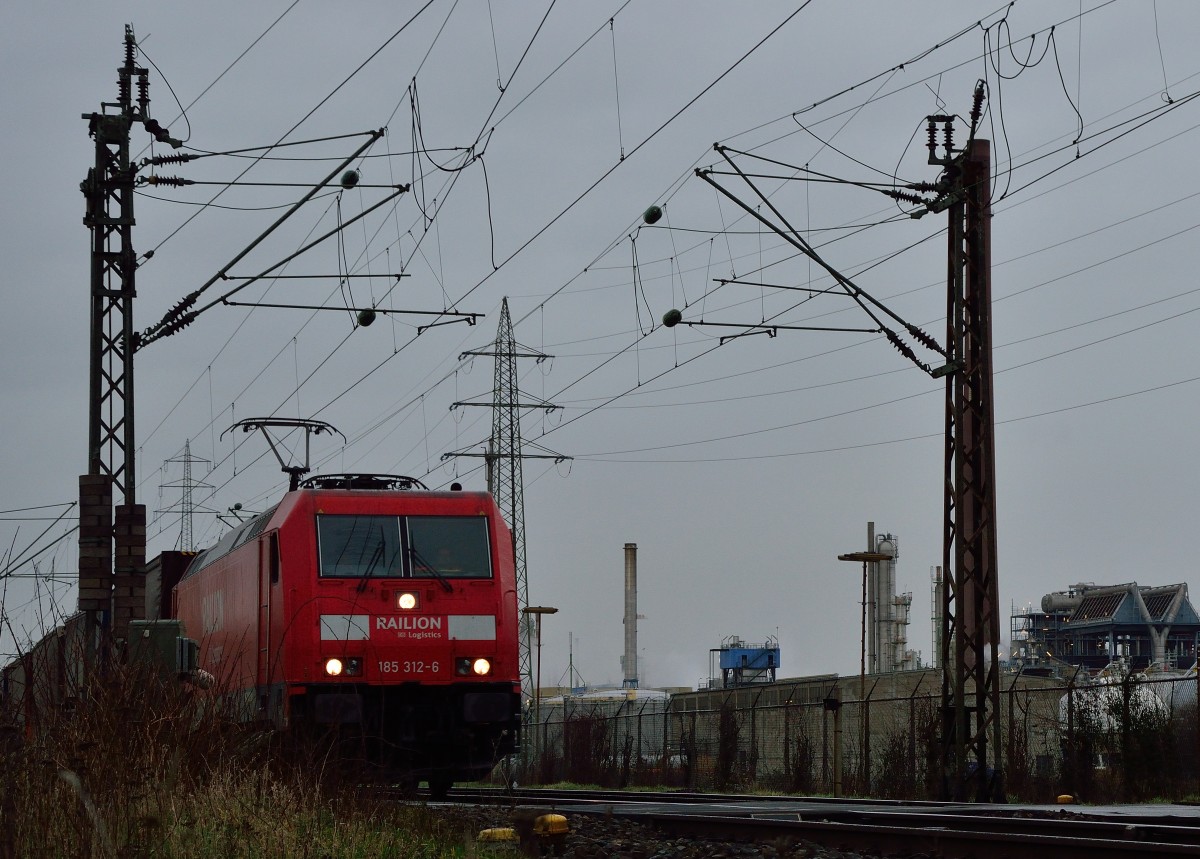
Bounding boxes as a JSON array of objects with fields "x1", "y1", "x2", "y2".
[{"x1": 0, "y1": 654, "x2": 512, "y2": 858}]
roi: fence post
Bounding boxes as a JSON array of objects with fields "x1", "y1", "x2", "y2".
[
  {"x1": 909, "y1": 689, "x2": 917, "y2": 792},
  {"x1": 662, "y1": 704, "x2": 670, "y2": 784},
  {"x1": 636, "y1": 703, "x2": 644, "y2": 780},
  {"x1": 749, "y1": 688, "x2": 763, "y2": 786},
  {"x1": 783, "y1": 700, "x2": 792, "y2": 784},
  {"x1": 824, "y1": 687, "x2": 842, "y2": 797},
  {"x1": 863, "y1": 677, "x2": 879, "y2": 795},
  {"x1": 688, "y1": 710, "x2": 697, "y2": 790},
  {"x1": 1066, "y1": 678, "x2": 1076, "y2": 797},
  {"x1": 822, "y1": 698, "x2": 829, "y2": 791}
]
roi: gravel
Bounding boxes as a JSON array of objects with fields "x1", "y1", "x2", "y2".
[{"x1": 438, "y1": 805, "x2": 910, "y2": 859}]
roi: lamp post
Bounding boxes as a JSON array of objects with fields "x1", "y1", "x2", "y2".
[
  {"x1": 837, "y1": 552, "x2": 892, "y2": 688},
  {"x1": 838, "y1": 550, "x2": 890, "y2": 795},
  {"x1": 523, "y1": 606, "x2": 558, "y2": 773}
]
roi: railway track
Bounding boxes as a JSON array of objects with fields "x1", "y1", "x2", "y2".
[{"x1": 439, "y1": 787, "x2": 1200, "y2": 857}]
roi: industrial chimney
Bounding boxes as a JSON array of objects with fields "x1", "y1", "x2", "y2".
[{"x1": 621, "y1": 543, "x2": 638, "y2": 689}]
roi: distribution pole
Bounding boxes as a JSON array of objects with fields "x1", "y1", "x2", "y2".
[
  {"x1": 934, "y1": 84, "x2": 1003, "y2": 801},
  {"x1": 80, "y1": 27, "x2": 180, "y2": 651}
]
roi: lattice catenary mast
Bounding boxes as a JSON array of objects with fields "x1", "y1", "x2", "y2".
[{"x1": 79, "y1": 27, "x2": 181, "y2": 644}]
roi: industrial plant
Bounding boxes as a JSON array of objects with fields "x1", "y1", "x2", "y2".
[
  {"x1": 520, "y1": 530, "x2": 1200, "y2": 801},
  {"x1": 1011, "y1": 581, "x2": 1200, "y2": 674}
]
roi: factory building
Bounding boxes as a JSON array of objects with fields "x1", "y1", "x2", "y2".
[
  {"x1": 1011, "y1": 581, "x2": 1200, "y2": 674},
  {"x1": 706, "y1": 635, "x2": 780, "y2": 689}
]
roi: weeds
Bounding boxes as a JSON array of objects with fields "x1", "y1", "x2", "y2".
[{"x1": 0, "y1": 648, "x2": 501, "y2": 858}]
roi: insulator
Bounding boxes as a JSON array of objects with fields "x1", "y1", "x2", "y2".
[
  {"x1": 906, "y1": 323, "x2": 946, "y2": 357},
  {"x1": 137, "y1": 74, "x2": 150, "y2": 114},
  {"x1": 162, "y1": 312, "x2": 197, "y2": 338},
  {"x1": 971, "y1": 81, "x2": 985, "y2": 125},
  {"x1": 885, "y1": 329, "x2": 913, "y2": 359},
  {"x1": 926, "y1": 121, "x2": 938, "y2": 155},
  {"x1": 145, "y1": 175, "x2": 191, "y2": 187},
  {"x1": 147, "y1": 152, "x2": 196, "y2": 167},
  {"x1": 885, "y1": 330, "x2": 929, "y2": 373},
  {"x1": 944, "y1": 123, "x2": 954, "y2": 157},
  {"x1": 155, "y1": 295, "x2": 198, "y2": 333},
  {"x1": 888, "y1": 190, "x2": 929, "y2": 207}
]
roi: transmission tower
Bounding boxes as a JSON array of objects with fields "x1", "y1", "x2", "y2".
[
  {"x1": 160, "y1": 440, "x2": 214, "y2": 552},
  {"x1": 444, "y1": 297, "x2": 570, "y2": 705},
  {"x1": 79, "y1": 27, "x2": 181, "y2": 645}
]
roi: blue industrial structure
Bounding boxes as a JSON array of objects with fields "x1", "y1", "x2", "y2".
[
  {"x1": 710, "y1": 635, "x2": 780, "y2": 688},
  {"x1": 1011, "y1": 582, "x2": 1200, "y2": 674}
]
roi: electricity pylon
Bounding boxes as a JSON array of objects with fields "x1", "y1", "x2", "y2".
[
  {"x1": 444, "y1": 297, "x2": 570, "y2": 706},
  {"x1": 160, "y1": 440, "x2": 214, "y2": 552}
]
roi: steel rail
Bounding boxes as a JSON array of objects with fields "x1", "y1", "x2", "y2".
[
  {"x1": 640, "y1": 811, "x2": 1200, "y2": 858},
  {"x1": 440, "y1": 787, "x2": 1200, "y2": 857}
]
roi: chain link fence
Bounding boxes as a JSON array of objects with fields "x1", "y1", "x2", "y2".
[{"x1": 522, "y1": 671, "x2": 1200, "y2": 802}]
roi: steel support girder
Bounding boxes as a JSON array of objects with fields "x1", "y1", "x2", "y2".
[
  {"x1": 81, "y1": 30, "x2": 145, "y2": 641},
  {"x1": 85, "y1": 111, "x2": 136, "y2": 503},
  {"x1": 941, "y1": 139, "x2": 1002, "y2": 801}
]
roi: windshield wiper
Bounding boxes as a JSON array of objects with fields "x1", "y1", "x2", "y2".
[
  {"x1": 408, "y1": 545, "x2": 453, "y2": 592},
  {"x1": 356, "y1": 539, "x2": 385, "y2": 592}
]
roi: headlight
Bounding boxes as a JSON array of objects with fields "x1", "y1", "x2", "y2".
[
  {"x1": 396, "y1": 591, "x2": 419, "y2": 610},
  {"x1": 323, "y1": 657, "x2": 362, "y2": 677},
  {"x1": 457, "y1": 657, "x2": 492, "y2": 676}
]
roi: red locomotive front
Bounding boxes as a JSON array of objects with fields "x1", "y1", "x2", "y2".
[{"x1": 174, "y1": 475, "x2": 521, "y2": 794}]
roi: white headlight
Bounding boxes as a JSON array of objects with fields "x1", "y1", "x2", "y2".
[
  {"x1": 397, "y1": 592, "x2": 418, "y2": 610},
  {"x1": 472, "y1": 658, "x2": 491, "y2": 676},
  {"x1": 324, "y1": 658, "x2": 344, "y2": 676}
]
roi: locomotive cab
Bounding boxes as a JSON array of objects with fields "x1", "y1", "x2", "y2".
[{"x1": 174, "y1": 474, "x2": 522, "y2": 794}]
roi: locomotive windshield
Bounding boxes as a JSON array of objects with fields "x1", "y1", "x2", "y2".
[
  {"x1": 407, "y1": 516, "x2": 491, "y2": 579},
  {"x1": 316, "y1": 514, "x2": 491, "y2": 579},
  {"x1": 317, "y1": 515, "x2": 404, "y2": 578}
]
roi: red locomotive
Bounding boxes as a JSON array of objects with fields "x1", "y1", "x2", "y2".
[{"x1": 173, "y1": 473, "x2": 522, "y2": 795}]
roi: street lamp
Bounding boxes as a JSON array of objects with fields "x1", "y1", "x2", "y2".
[
  {"x1": 837, "y1": 552, "x2": 892, "y2": 689},
  {"x1": 523, "y1": 606, "x2": 558, "y2": 772},
  {"x1": 838, "y1": 551, "x2": 890, "y2": 796}
]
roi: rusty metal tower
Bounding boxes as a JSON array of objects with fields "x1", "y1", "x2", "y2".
[
  {"x1": 676, "y1": 81, "x2": 1001, "y2": 800},
  {"x1": 930, "y1": 86, "x2": 1003, "y2": 802},
  {"x1": 79, "y1": 27, "x2": 181, "y2": 645}
]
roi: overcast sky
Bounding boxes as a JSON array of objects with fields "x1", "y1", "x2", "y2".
[{"x1": 3, "y1": 1, "x2": 1200, "y2": 690}]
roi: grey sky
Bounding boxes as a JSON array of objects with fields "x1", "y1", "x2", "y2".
[{"x1": 3, "y1": 2, "x2": 1199, "y2": 690}]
